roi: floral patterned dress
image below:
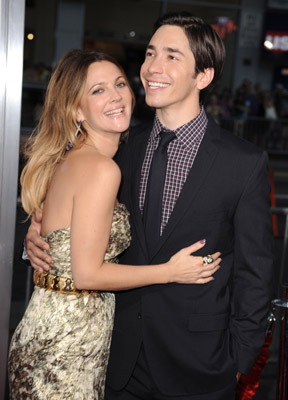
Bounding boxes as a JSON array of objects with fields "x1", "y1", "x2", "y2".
[{"x1": 8, "y1": 203, "x2": 131, "y2": 400}]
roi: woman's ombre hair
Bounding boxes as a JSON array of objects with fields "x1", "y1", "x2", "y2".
[{"x1": 21, "y1": 49, "x2": 135, "y2": 217}]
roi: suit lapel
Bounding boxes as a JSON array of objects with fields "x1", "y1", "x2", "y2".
[
  {"x1": 150, "y1": 119, "x2": 221, "y2": 259},
  {"x1": 128, "y1": 124, "x2": 152, "y2": 259}
]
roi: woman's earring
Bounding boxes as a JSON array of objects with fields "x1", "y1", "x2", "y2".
[
  {"x1": 66, "y1": 142, "x2": 73, "y2": 151},
  {"x1": 66, "y1": 120, "x2": 82, "y2": 151},
  {"x1": 75, "y1": 120, "x2": 82, "y2": 137}
]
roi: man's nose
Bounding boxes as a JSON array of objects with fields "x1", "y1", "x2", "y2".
[{"x1": 147, "y1": 56, "x2": 163, "y2": 74}]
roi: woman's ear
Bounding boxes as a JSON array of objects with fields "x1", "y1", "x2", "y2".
[
  {"x1": 196, "y1": 68, "x2": 215, "y2": 90},
  {"x1": 76, "y1": 108, "x2": 84, "y2": 123}
]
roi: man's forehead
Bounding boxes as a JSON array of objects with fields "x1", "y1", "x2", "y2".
[{"x1": 147, "y1": 26, "x2": 191, "y2": 54}]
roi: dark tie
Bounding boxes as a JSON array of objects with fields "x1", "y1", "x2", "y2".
[{"x1": 143, "y1": 130, "x2": 176, "y2": 254}]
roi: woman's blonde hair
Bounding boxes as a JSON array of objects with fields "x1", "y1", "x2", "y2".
[{"x1": 21, "y1": 49, "x2": 135, "y2": 217}]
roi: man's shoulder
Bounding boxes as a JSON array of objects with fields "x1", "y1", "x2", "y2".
[
  {"x1": 128, "y1": 120, "x2": 154, "y2": 140},
  {"x1": 207, "y1": 117, "x2": 265, "y2": 158},
  {"x1": 114, "y1": 121, "x2": 153, "y2": 167}
]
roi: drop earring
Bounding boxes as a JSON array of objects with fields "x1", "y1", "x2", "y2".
[
  {"x1": 66, "y1": 142, "x2": 73, "y2": 151},
  {"x1": 66, "y1": 121, "x2": 82, "y2": 151},
  {"x1": 75, "y1": 120, "x2": 82, "y2": 137}
]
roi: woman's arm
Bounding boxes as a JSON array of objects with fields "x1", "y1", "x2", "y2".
[{"x1": 70, "y1": 156, "x2": 221, "y2": 291}]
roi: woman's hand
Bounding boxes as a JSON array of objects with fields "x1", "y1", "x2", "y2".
[
  {"x1": 26, "y1": 211, "x2": 52, "y2": 272},
  {"x1": 167, "y1": 240, "x2": 221, "y2": 284}
]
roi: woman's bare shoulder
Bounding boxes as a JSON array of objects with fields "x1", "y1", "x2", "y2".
[{"x1": 65, "y1": 147, "x2": 121, "y2": 190}]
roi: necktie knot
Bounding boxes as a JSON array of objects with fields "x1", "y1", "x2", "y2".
[{"x1": 158, "y1": 130, "x2": 176, "y2": 149}]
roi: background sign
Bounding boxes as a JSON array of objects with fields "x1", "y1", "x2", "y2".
[{"x1": 239, "y1": 11, "x2": 263, "y2": 48}]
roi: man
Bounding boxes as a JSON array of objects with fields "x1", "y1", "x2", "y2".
[{"x1": 26, "y1": 11, "x2": 274, "y2": 400}]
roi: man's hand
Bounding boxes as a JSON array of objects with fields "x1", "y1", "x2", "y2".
[
  {"x1": 26, "y1": 211, "x2": 52, "y2": 272},
  {"x1": 236, "y1": 371, "x2": 242, "y2": 382}
]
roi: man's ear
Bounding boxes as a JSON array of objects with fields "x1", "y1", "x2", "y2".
[{"x1": 196, "y1": 68, "x2": 214, "y2": 90}]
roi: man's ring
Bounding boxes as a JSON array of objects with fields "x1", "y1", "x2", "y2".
[{"x1": 202, "y1": 255, "x2": 214, "y2": 265}]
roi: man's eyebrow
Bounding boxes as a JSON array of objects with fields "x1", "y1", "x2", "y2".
[
  {"x1": 165, "y1": 47, "x2": 185, "y2": 56},
  {"x1": 146, "y1": 44, "x2": 184, "y2": 57}
]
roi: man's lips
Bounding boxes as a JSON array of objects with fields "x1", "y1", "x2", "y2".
[{"x1": 147, "y1": 81, "x2": 171, "y2": 89}]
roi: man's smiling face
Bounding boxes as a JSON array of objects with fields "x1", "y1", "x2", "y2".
[{"x1": 140, "y1": 24, "x2": 201, "y2": 116}]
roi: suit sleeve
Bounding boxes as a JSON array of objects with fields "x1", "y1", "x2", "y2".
[{"x1": 231, "y1": 151, "x2": 274, "y2": 374}]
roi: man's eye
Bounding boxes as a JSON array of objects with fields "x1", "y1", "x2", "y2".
[{"x1": 146, "y1": 52, "x2": 154, "y2": 57}]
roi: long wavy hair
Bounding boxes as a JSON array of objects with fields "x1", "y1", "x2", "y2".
[{"x1": 20, "y1": 49, "x2": 135, "y2": 217}]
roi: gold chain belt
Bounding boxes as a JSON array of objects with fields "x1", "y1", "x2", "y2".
[{"x1": 33, "y1": 270, "x2": 98, "y2": 295}]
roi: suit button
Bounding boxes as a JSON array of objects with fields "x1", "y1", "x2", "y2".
[{"x1": 138, "y1": 313, "x2": 142, "y2": 319}]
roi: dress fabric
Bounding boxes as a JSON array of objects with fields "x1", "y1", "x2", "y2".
[{"x1": 8, "y1": 203, "x2": 131, "y2": 400}]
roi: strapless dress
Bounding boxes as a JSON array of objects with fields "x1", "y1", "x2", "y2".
[{"x1": 9, "y1": 203, "x2": 131, "y2": 400}]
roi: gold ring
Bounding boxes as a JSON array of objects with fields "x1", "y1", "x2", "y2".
[{"x1": 202, "y1": 255, "x2": 214, "y2": 265}]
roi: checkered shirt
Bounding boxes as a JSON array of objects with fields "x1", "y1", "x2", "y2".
[{"x1": 139, "y1": 106, "x2": 208, "y2": 235}]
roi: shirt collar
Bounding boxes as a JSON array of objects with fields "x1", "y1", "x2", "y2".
[{"x1": 150, "y1": 106, "x2": 208, "y2": 150}]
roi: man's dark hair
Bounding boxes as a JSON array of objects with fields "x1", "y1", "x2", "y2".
[{"x1": 154, "y1": 11, "x2": 225, "y2": 102}]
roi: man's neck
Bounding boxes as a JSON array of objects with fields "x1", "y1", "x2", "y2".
[{"x1": 156, "y1": 104, "x2": 201, "y2": 130}]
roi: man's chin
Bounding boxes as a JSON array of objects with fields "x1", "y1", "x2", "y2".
[{"x1": 145, "y1": 96, "x2": 166, "y2": 109}]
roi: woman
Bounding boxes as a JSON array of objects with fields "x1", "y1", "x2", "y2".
[{"x1": 9, "y1": 50, "x2": 221, "y2": 399}]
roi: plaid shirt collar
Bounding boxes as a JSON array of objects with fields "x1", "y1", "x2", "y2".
[{"x1": 150, "y1": 105, "x2": 208, "y2": 150}]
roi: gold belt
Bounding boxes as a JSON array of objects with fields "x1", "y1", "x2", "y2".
[{"x1": 33, "y1": 270, "x2": 98, "y2": 295}]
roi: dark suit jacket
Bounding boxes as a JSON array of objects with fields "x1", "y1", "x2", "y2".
[{"x1": 106, "y1": 117, "x2": 274, "y2": 396}]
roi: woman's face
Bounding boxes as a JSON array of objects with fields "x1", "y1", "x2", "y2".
[{"x1": 77, "y1": 61, "x2": 132, "y2": 138}]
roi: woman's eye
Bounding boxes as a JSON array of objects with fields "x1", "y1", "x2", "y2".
[
  {"x1": 117, "y1": 82, "x2": 126, "y2": 88},
  {"x1": 92, "y1": 88, "x2": 103, "y2": 94},
  {"x1": 146, "y1": 51, "x2": 154, "y2": 57}
]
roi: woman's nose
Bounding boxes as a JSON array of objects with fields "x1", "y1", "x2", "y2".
[{"x1": 110, "y1": 88, "x2": 122, "y2": 102}]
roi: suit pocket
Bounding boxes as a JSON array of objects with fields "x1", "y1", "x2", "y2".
[{"x1": 188, "y1": 313, "x2": 229, "y2": 332}]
